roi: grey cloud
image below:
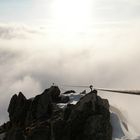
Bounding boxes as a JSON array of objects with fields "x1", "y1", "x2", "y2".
[{"x1": 0, "y1": 49, "x2": 20, "y2": 64}]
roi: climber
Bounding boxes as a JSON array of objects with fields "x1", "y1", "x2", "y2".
[
  {"x1": 89, "y1": 85, "x2": 98, "y2": 96},
  {"x1": 89, "y1": 85, "x2": 93, "y2": 91}
]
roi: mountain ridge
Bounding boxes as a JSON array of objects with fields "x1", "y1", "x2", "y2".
[{"x1": 0, "y1": 86, "x2": 112, "y2": 140}]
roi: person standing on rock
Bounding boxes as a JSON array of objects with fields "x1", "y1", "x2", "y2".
[
  {"x1": 89, "y1": 85, "x2": 98, "y2": 97},
  {"x1": 89, "y1": 85, "x2": 93, "y2": 92}
]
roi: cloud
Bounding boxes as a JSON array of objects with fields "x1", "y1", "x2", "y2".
[
  {"x1": 0, "y1": 21, "x2": 140, "y2": 135},
  {"x1": 10, "y1": 76, "x2": 42, "y2": 98},
  {"x1": 0, "y1": 24, "x2": 42, "y2": 40},
  {"x1": 93, "y1": 0, "x2": 140, "y2": 21}
]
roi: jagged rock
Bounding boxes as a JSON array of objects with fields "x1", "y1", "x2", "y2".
[
  {"x1": 26, "y1": 94, "x2": 52, "y2": 124},
  {"x1": 2, "y1": 86, "x2": 112, "y2": 140},
  {"x1": 60, "y1": 92, "x2": 112, "y2": 140},
  {"x1": 36, "y1": 89, "x2": 53, "y2": 120},
  {"x1": 7, "y1": 92, "x2": 28, "y2": 126},
  {"x1": 39, "y1": 91, "x2": 112, "y2": 140},
  {"x1": 26, "y1": 86, "x2": 60, "y2": 124},
  {"x1": 47, "y1": 86, "x2": 60, "y2": 102}
]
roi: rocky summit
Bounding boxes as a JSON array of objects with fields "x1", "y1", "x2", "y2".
[{"x1": 0, "y1": 86, "x2": 112, "y2": 140}]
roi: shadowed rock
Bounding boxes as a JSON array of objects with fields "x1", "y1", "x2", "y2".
[
  {"x1": 2, "y1": 86, "x2": 112, "y2": 140},
  {"x1": 26, "y1": 86, "x2": 60, "y2": 124},
  {"x1": 60, "y1": 92, "x2": 112, "y2": 140},
  {"x1": 4, "y1": 127, "x2": 25, "y2": 140},
  {"x1": 8, "y1": 92, "x2": 28, "y2": 126}
]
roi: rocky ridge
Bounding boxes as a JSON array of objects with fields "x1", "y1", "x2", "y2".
[{"x1": 0, "y1": 86, "x2": 112, "y2": 140}]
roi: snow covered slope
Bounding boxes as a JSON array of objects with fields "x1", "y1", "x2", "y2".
[{"x1": 111, "y1": 106, "x2": 140, "y2": 140}]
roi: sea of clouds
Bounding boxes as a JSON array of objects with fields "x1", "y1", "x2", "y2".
[{"x1": 0, "y1": 22, "x2": 140, "y2": 135}]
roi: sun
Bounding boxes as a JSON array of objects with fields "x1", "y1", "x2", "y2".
[{"x1": 50, "y1": 0, "x2": 94, "y2": 33}]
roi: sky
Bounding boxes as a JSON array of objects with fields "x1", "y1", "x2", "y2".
[{"x1": 1, "y1": 0, "x2": 140, "y2": 134}]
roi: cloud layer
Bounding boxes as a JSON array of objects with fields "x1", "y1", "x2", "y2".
[
  {"x1": 0, "y1": 24, "x2": 42, "y2": 40},
  {"x1": 0, "y1": 22, "x2": 140, "y2": 134}
]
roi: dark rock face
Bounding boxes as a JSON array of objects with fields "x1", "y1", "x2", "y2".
[
  {"x1": 35, "y1": 89, "x2": 53, "y2": 120},
  {"x1": 59, "y1": 92, "x2": 112, "y2": 140},
  {"x1": 8, "y1": 92, "x2": 28, "y2": 126},
  {"x1": 26, "y1": 121, "x2": 51, "y2": 140},
  {"x1": 2, "y1": 86, "x2": 112, "y2": 140},
  {"x1": 26, "y1": 86, "x2": 61, "y2": 124},
  {"x1": 4, "y1": 127, "x2": 25, "y2": 140}
]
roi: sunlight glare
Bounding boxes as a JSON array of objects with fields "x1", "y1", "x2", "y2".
[{"x1": 50, "y1": 0, "x2": 93, "y2": 33}]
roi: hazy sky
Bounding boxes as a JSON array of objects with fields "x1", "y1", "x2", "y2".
[
  {"x1": 0, "y1": 0, "x2": 140, "y2": 22},
  {"x1": 1, "y1": 0, "x2": 140, "y2": 135}
]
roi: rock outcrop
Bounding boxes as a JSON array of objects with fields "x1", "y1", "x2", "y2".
[
  {"x1": 0, "y1": 86, "x2": 112, "y2": 140},
  {"x1": 8, "y1": 92, "x2": 28, "y2": 126}
]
